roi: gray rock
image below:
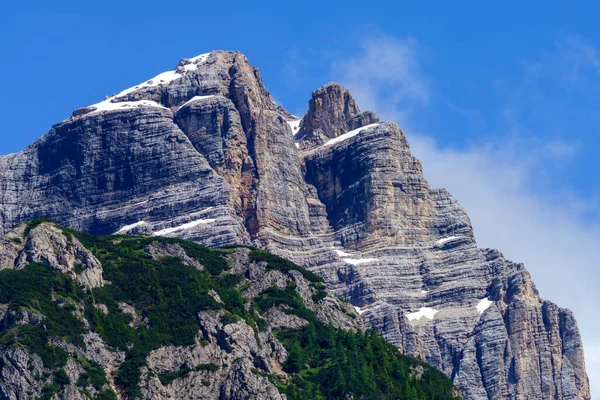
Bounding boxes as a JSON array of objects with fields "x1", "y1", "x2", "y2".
[{"x1": 295, "y1": 82, "x2": 378, "y2": 144}]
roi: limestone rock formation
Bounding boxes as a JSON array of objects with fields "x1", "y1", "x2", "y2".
[
  {"x1": 0, "y1": 50, "x2": 590, "y2": 399},
  {"x1": 0, "y1": 222, "x2": 363, "y2": 400}
]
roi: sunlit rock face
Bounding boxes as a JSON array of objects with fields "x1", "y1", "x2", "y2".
[{"x1": 0, "y1": 50, "x2": 590, "y2": 399}]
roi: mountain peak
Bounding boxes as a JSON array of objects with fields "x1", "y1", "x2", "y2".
[
  {"x1": 295, "y1": 81, "x2": 379, "y2": 145},
  {"x1": 0, "y1": 50, "x2": 590, "y2": 400}
]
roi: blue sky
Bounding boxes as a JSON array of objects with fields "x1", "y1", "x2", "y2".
[{"x1": 2, "y1": 0, "x2": 599, "y2": 394}]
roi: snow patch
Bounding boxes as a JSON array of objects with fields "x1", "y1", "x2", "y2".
[
  {"x1": 420, "y1": 290, "x2": 428, "y2": 294},
  {"x1": 182, "y1": 53, "x2": 211, "y2": 72},
  {"x1": 476, "y1": 298, "x2": 493, "y2": 314},
  {"x1": 84, "y1": 51, "x2": 212, "y2": 112},
  {"x1": 180, "y1": 95, "x2": 216, "y2": 108},
  {"x1": 406, "y1": 307, "x2": 438, "y2": 322},
  {"x1": 335, "y1": 249, "x2": 352, "y2": 257},
  {"x1": 287, "y1": 119, "x2": 301, "y2": 135},
  {"x1": 153, "y1": 216, "x2": 216, "y2": 236},
  {"x1": 342, "y1": 258, "x2": 378, "y2": 265},
  {"x1": 115, "y1": 221, "x2": 147, "y2": 235},
  {"x1": 323, "y1": 123, "x2": 380, "y2": 147},
  {"x1": 354, "y1": 306, "x2": 366, "y2": 315},
  {"x1": 436, "y1": 236, "x2": 465, "y2": 245},
  {"x1": 186, "y1": 53, "x2": 211, "y2": 63},
  {"x1": 89, "y1": 99, "x2": 168, "y2": 114},
  {"x1": 116, "y1": 70, "x2": 182, "y2": 98}
]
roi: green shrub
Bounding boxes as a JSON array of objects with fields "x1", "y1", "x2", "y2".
[
  {"x1": 52, "y1": 369, "x2": 70, "y2": 387},
  {"x1": 77, "y1": 359, "x2": 108, "y2": 390},
  {"x1": 220, "y1": 312, "x2": 240, "y2": 326},
  {"x1": 311, "y1": 290, "x2": 327, "y2": 303},
  {"x1": 158, "y1": 364, "x2": 219, "y2": 385},
  {"x1": 73, "y1": 263, "x2": 85, "y2": 274},
  {"x1": 96, "y1": 390, "x2": 118, "y2": 400},
  {"x1": 248, "y1": 249, "x2": 323, "y2": 283},
  {"x1": 23, "y1": 218, "x2": 55, "y2": 237},
  {"x1": 38, "y1": 383, "x2": 60, "y2": 400}
]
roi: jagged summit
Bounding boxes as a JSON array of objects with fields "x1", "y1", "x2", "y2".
[
  {"x1": 73, "y1": 52, "x2": 213, "y2": 116},
  {"x1": 294, "y1": 81, "x2": 380, "y2": 147},
  {"x1": 0, "y1": 50, "x2": 590, "y2": 399}
]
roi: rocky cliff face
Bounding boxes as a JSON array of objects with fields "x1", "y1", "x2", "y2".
[{"x1": 0, "y1": 50, "x2": 590, "y2": 399}]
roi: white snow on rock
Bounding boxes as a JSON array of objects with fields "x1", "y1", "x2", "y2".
[
  {"x1": 420, "y1": 290, "x2": 429, "y2": 294},
  {"x1": 89, "y1": 99, "x2": 168, "y2": 114},
  {"x1": 354, "y1": 306, "x2": 366, "y2": 315},
  {"x1": 85, "y1": 52, "x2": 212, "y2": 112},
  {"x1": 182, "y1": 53, "x2": 211, "y2": 72},
  {"x1": 436, "y1": 236, "x2": 465, "y2": 245},
  {"x1": 476, "y1": 298, "x2": 494, "y2": 314},
  {"x1": 342, "y1": 258, "x2": 378, "y2": 265},
  {"x1": 180, "y1": 95, "x2": 216, "y2": 108},
  {"x1": 114, "y1": 221, "x2": 147, "y2": 235},
  {"x1": 153, "y1": 218, "x2": 216, "y2": 236},
  {"x1": 116, "y1": 70, "x2": 182, "y2": 98},
  {"x1": 287, "y1": 119, "x2": 301, "y2": 135},
  {"x1": 186, "y1": 53, "x2": 211, "y2": 63},
  {"x1": 406, "y1": 307, "x2": 438, "y2": 322},
  {"x1": 335, "y1": 249, "x2": 352, "y2": 257},
  {"x1": 323, "y1": 123, "x2": 380, "y2": 147}
]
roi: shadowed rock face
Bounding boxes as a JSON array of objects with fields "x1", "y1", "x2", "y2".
[{"x1": 0, "y1": 50, "x2": 590, "y2": 399}]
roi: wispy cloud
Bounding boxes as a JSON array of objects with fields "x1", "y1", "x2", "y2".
[
  {"x1": 332, "y1": 34, "x2": 429, "y2": 125},
  {"x1": 333, "y1": 33, "x2": 599, "y2": 396},
  {"x1": 557, "y1": 35, "x2": 600, "y2": 78}
]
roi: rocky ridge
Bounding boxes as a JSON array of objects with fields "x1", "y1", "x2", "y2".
[
  {"x1": 0, "y1": 222, "x2": 456, "y2": 399},
  {"x1": 0, "y1": 50, "x2": 590, "y2": 399}
]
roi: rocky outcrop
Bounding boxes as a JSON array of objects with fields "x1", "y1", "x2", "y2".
[
  {"x1": 295, "y1": 82, "x2": 379, "y2": 144},
  {"x1": 0, "y1": 223, "x2": 364, "y2": 399},
  {"x1": 0, "y1": 51, "x2": 590, "y2": 399},
  {"x1": 0, "y1": 222, "x2": 104, "y2": 288},
  {"x1": 140, "y1": 310, "x2": 286, "y2": 400}
]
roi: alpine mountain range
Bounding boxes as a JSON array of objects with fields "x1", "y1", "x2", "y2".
[{"x1": 0, "y1": 50, "x2": 590, "y2": 399}]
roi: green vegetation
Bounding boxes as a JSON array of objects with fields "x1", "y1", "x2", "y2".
[
  {"x1": 73, "y1": 262, "x2": 85, "y2": 274},
  {"x1": 276, "y1": 323, "x2": 458, "y2": 399},
  {"x1": 0, "y1": 262, "x2": 85, "y2": 368},
  {"x1": 59, "y1": 230, "x2": 262, "y2": 398},
  {"x1": 0, "y1": 222, "x2": 459, "y2": 399},
  {"x1": 38, "y1": 383, "x2": 60, "y2": 400},
  {"x1": 249, "y1": 249, "x2": 324, "y2": 283},
  {"x1": 158, "y1": 363, "x2": 219, "y2": 386},
  {"x1": 254, "y1": 282, "x2": 318, "y2": 323},
  {"x1": 77, "y1": 359, "x2": 109, "y2": 390},
  {"x1": 23, "y1": 218, "x2": 55, "y2": 237},
  {"x1": 52, "y1": 369, "x2": 70, "y2": 387}
]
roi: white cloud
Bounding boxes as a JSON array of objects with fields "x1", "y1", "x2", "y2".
[
  {"x1": 332, "y1": 34, "x2": 428, "y2": 125},
  {"x1": 334, "y1": 33, "x2": 599, "y2": 397}
]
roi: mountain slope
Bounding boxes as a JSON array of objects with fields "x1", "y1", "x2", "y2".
[
  {"x1": 0, "y1": 221, "x2": 458, "y2": 399},
  {"x1": 0, "y1": 50, "x2": 590, "y2": 399}
]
